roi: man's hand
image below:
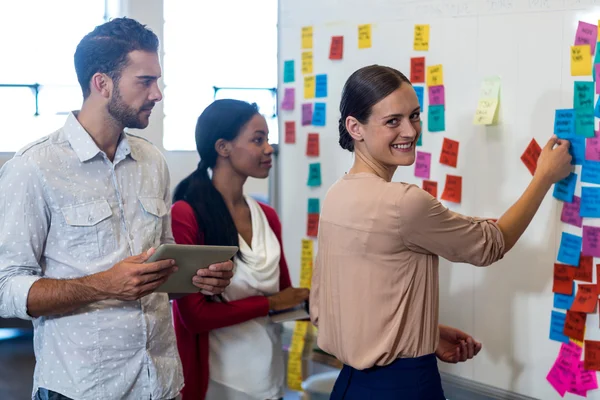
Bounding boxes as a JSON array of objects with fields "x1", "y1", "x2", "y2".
[
  {"x1": 192, "y1": 260, "x2": 234, "y2": 295},
  {"x1": 436, "y1": 324, "x2": 482, "y2": 364}
]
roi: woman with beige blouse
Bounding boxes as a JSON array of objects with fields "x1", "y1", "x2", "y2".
[{"x1": 309, "y1": 65, "x2": 572, "y2": 399}]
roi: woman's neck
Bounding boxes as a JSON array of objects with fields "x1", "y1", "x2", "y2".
[
  {"x1": 348, "y1": 148, "x2": 396, "y2": 182},
  {"x1": 212, "y1": 166, "x2": 247, "y2": 208}
]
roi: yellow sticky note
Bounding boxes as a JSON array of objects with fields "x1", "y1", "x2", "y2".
[
  {"x1": 571, "y1": 338, "x2": 584, "y2": 348},
  {"x1": 571, "y1": 45, "x2": 592, "y2": 76},
  {"x1": 473, "y1": 99, "x2": 499, "y2": 125},
  {"x1": 302, "y1": 26, "x2": 313, "y2": 49},
  {"x1": 426, "y1": 65, "x2": 443, "y2": 87},
  {"x1": 304, "y1": 76, "x2": 315, "y2": 99},
  {"x1": 302, "y1": 51, "x2": 313, "y2": 75},
  {"x1": 413, "y1": 24, "x2": 430, "y2": 51},
  {"x1": 358, "y1": 24, "x2": 372, "y2": 49},
  {"x1": 286, "y1": 351, "x2": 303, "y2": 390},
  {"x1": 300, "y1": 239, "x2": 314, "y2": 289}
]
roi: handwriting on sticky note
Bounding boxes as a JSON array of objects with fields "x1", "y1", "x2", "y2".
[
  {"x1": 583, "y1": 225, "x2": 600, "y2": 257},
  {"x1": 411, "y1": 57, "x2": 425, "y2": 83},
  {"x1": 422, "y1": 180, "x2": 437, "y2": 198},
  {"x1": 307, "y1": 198, "x2": 320, "y2": 214},
  {"x1": 414, "y1": 151, "x2": 431, "y2": 179},
  {"x1": 576, "y1": 109, "x2": 595, "y2": 137},
  {"x1": 312, "y1": 103, "x2": 326, "y2": 127},
  {"x1": 571, "y1": 284, "x2": 598, "y2": 313},
  {"x1": 307, "y1": 163, "x2": 321, "y2": 187},
  {"x1": 358, "y1": 24, "x2": 372, "y2": 49},
  {"x1": 304, "y1": 76, "x2": 315, "y2": 99},
  {"x1": 546, "y1": 360, "x2": 568, "y2": 396},
  {"x1": 301, "y1": 51, "x2": 313, "y2": 75},
  {"x1": 301, "y1": 26, "x2": 313, "y2": 49},
  {"x1": 558, "y1": 232, "x2": 582, "y2": 267},
  {"x1": 575, "y1": 21, "x2": 598, "y2": 54},
  {"x1": 575, "y1": 255, "x2": 593, "y2": 282},
  {"x1": 553, "y1": 172, "x2": 577, "y2": 203},
  {"x1": 580, "y1": 186, "x2": 600, "y2": 217},
  {"x1": 414, "y1": 86, "x2": 424, "y2": 109},
  {"x1": 585, "y1": 341, "x2": 600, "y2": 371},
  {"x1": 307, "y1": 213, "x2": 319, "y2": 237},
  {"x1": 301, "y1": 103, "x2": 312, "y2": 126},
  {"x1": 428, "y1": 105, "x2": 445, "y2": 132},
  {"x1": 315, "y1": 74, "x2": 327, "y2": 98},
  {"x1": 582, "y1": 160, "x2": 600, "y2": 184},
  {"x1": 428, "y1": 85, "x2": 445, "y2": 106},
  {"x1": 284, "y1": 121, "x2": 296, "y2": 144},
  {"x1": 413, "y1": 24, "x2": 430, "y2": 51},
  {"x1": 426, "y1": 65, "x2": 443, "y2": 87},
  {"x1": 554, "y1": 284, "x2": 575, "y2": 310},
  {"x1": 441, "y1": 175, "x2": 461, "y2": 203},
  {"x1": 283, "y1": 60, "x2": 295, "y2": 83},
  {"x1": 571, "y1": 45, "x2": 592, "y2": 76},
  {"x1": 555, "y1": 109, "x2": 576, "y2": 138},
  {"x1": 570, "y1": 136, "x2": 586, "y2": 165},
  {"x1": 473, "y1": 99, "x2": 499, "y2": 125},
  {"x1": 587, "y1": 132, "x2": 600, "y2": 161},
  {"x1": 574, "y1": 81, "x2": 594, "y2": 109},
  {"x1": 480, "y1": 76, "x2": 501, "y2": 99},
  {"x1": 281, "y1": 88, "x2": 295, "y2": 111},
  {"x1": 329, "y1": 36, "x2": 344, "y2": 60},
  {"x1": 564, "y1": 310, "x2": 586, "y2": 341},
  {"x1": 554, "y1": 263, "x2": 576, "y2": 295},
  {"x1": 439, "y1": 138, "x2": 458, "y2": 167},
  {"x1": 578, "y1": 360, "x2": 599, "y2": 390},
  {"x1": 550, "y1": 311, "x2": 569, "y2": 344},
  {"x1": 520, "y1": 138, "x2": 541, "y2": 175},
  {"x1": 306, "y1": 133, "x2": 319, "y2": 157}
]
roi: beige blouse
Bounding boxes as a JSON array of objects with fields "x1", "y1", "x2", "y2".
[{"x1": 310, "y1": 173, "x2": 505, "y2": 370}]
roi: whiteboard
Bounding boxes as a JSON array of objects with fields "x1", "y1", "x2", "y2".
[{"x1": 278, "y1": 0, "x2": 600, "y2": 398}]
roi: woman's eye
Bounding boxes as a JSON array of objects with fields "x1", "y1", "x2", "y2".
[
  {"x1": 387, "y1": 118, "x2": 399, "y2": 126},
  {"x1": 410, "y1": 113, "x2": 421, "y2": 121}
]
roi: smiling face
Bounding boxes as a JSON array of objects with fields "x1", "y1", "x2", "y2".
[{"x1": 227, "y1": 114, "x2": 274, "y2": 179}]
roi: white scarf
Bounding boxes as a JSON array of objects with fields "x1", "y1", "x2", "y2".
[{"x1": 208, "y1": 196, "x2": 284, "y2": 399}]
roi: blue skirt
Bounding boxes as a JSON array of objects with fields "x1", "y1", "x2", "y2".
[{"x1": 330, "y1": 353, "x2": 446, "y2": 400}]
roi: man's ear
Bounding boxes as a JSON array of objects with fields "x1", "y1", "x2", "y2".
[
  {"x1": 346, "y1": 116, "x2": 364, "y2": 142},
  {"x1": 90, "y1": 73, "x2": 113, "y2": 99},
  {"x1": 215, "y1": 138, "x2": 231, "y2": 158}
]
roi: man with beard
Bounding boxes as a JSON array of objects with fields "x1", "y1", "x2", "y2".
[{"x1": 0, "y1": 18, "x2": 234, "y2": 400}]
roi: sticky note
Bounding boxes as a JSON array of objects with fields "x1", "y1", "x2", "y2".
[
  {"x1": 558, "y1": 232, "x2": 582, "y2": 267},
  {"x1": 554, "y1": 263, "x2": 576, "y2": 294},
  {"x1": 582, "y1": 160, "x2": 600, "y2": 184},
  {"x1": 312, "y1": 103, "x2": 326, "y2": 126},
  {"x1": 595, "y1": 97, "x2": 600, "y2": 118},
  {"x1": 358, "y1": 24, "x2": 372, "y2": 49},
  {"x1": 561, "y1": 196, "x2": 583, "y2": 228},
  {"x1": 416, "y1": 132, "x2": 423, "y2": 146},
  {"x1": 428, "y1": 105, "x2": 445, "y2": 132},
  {"x1": 307, "y1": 213, "x2": 319, "y2": 237},
  {"x1": 554, "y1": 109, "x2": 576, "y2": 138},
  {"x1": 301, "y1": 103, "x2": 313, "y2": 126},
  {"x1": 302, "y1": 26, "x2": 313, "y2": 49},
  {"x1": 586, "y1": 131, "x2": 600, "y2": 161},
  {"x1": 304, "y1": 76, "x2": 315, "y2": 99},
  {"x1": 283, "y1": 60, "x2": 295, "y2": 83},
  {"x1": 479, "y1": 76, "x2": 501, "y2": 99},
  {"x1": 411, "y1": 57, "x2": 425, "y2": 83},
  {"x1": 520, "y1": 138, "x2": 541, "y2": 175},
  {"x1": 574, "y1": 81, "x2": 595, "y2": 109},
  {"x1": 585, "y1": 341, "x2": 600, "y2": 371},
  {"x1": 580, "y1": 186, "x2": 600, "y2": 217},
  {"x1": 315, "y1": 74, "x2": 328, "y2": 98},
  {"x1": 571, "y1": 284, "x2": 598, "y2": 313},
  {"x1": 439, "y1": 137, "x2": 459, "y2": 167},
  {"x1": 575, "y1": 21, "x2": 598, "y2": 54},
  {"x1": 307, "y1": 163, "x2": 321, "y2": 187},
  {"x1": 596, "y1": 66, "x2": 600, "y2": 93},
  {"x1": 578, "y1": 360, "x2": 599, "y2": 390},
  {"x1": 571, "y1": 45, "x2": 592, "y2": 76},
  {"x1": 414, "y1": 86, "x2": 425, "y2": 109},
  {"x1": 306, "y1": 133, "x2": 319, "y2": 157},
  {"x1": 553, "y1": 172, "x2": 577, "y2": 203},
  {"x1": 426, "y1": 65, "x2": 443, "y2": 87},
  {"x1": 569, "y1": 136, "x2": 585, "y2": 166},
  {"x1": 284, "y1": 121, "x2": 296, "y2": 144},
  {"x1": 583, "y1": 225, "x2": 600, "y2": 257},
  {"x1": 428, "y1": 85, "x2": 445, "y2": 106},
  {"x1": 414, "y1": 151, "x2": 431, "y2": 179},
  {"x1": 575, "y1": 255, "x2": 593, "y2": 282},
  {"x1": 329, "y1": 36, "x2": 344, "y2": 60},
  {"x1": 423, "y1": 180, "x2": 437, "y2": 198},
  {"x1": 308, "y1": 198, "x2": 320, "y2": 214},
  {"x1": 564, "y1": 310, "x2": 586, "y2": 341},
  {"x1": 413, "y1": 24, "x2": 430, "y2": 51},
  {"x1": 473, "y1": 99, "x2": 499, "y2": 125},
  {"x1": 547, "y1": 358, "x2": 570, "y2": 396},
  {"x1": 281, "y1": 88, "x2": 295, "y2": 111},
  {"x1": 441, "y1": 175, "x2": 462, "y2": 203},
  {"x1": 554, "y1": 283, "x2": 575, "y2": 310},
  {"x1": 301, "y1": 51, "x2": 313, "y2": 75},
  {"x1": 550, "y1": 311, "x2": 569, "y2": 343},
  {"x1": 576, "y1": 109, "x2": 594, "y2": 137}
]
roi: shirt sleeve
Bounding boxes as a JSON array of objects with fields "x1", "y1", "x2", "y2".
[
  {"x1": 160, "y1": 160, "x2": 175, "y2": 245},
  {"x1": 397, "y1": 185, "x2": 505, "y2": 267},
  {"x1": 0, "y1": 156, "x2": 49, "y2": 319}
]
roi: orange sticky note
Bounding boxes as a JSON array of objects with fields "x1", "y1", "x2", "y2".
[
  {"x1": 306, "y1": 133, "x2": 320, "y2": 157},
  {"x1": 520, "y1": 138, "x2": 541, "y2": 176},
  {"x1": 575, "y1": 255, "x2": 593, "y2": 283},
  {"x1": 554, "y1": 263, "x2": 576, "y2": 295},
  {"x1": 439, "y1": 138, "x2": 459, "y2": 167},
  {"x1": 571, "y1": 284, "x2": 598, "y2": 313},
  {"x1": 410, "y1": 57, "x2": 425, "y2": 83},
  {"x1": 440, "y1": 175, "x2": 462, "y2": 203},
  {"x1": 422, "y1": 180, "x2": 438, "y2": 198},
  {"x1": 564, "y1": 310, "x2": 586, "y2": 341},
  {"x1": 307, "y1": 213, "x2": 319, "y2": 237},
  {"x1": 585, "y1": 340, "x2": 600, "y2": 371},
  {"x1": 329, "y1": 36, "x2": 344, "y2": 60},
  {"x1": 285, "y1": 121, "x2": 296, "y2": 144}
]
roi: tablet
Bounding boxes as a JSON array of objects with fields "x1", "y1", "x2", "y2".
[{"x1": 146, "y1": 244, "x2": 238, "y2": 293}]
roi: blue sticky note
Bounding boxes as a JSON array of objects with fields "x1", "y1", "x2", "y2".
[
  {"x1": 553, "y1": 172, "x2": 577, "y2": 202},
  {"x1": 308, "y1": 198, "x2": 320, "y2": 214},
  {"x1": 554, "y1": 109, "x2": 575, "y2": 139},
  {"x1": 283, "y1": 60, "x2": 295, "y2": 83},
  {"x1": 557, "y1": 232, "x2": 582, "y2": 267},
  {"x1": 315, "y1": 74, "x2": 328, "y2": 98},
  {"x1": 428, "y1": 105, "x2": 445, "y2": 132},
  {"x1": 576, "y1": 109, "x2": 594, "y2": 138},
  {"x1": 580, "y1": 186, "x2": 600, "y2": 217},
  {"x1": 582, "y1": 160, "x2": 600, "y2": 184},
  {"x1": 549, "y1": 311, "x2": 569, "y2": 343},
  {"x1": 307, "y1": 163, "x2": 322, "y2": 187},
  {"x1": 414, "y1": 86, "x2": 424, "y2": 109},
  {"x1": 312, "y1": 103, "x2": 326, "y2": 126},
  {"x1": 595, "y1": 97, "x2": 600, "y2": 119},
  {"x1": 574, "y1": 81, "x2": 595, "y2": 109},
  {"x1": 417, "y1": 134, "x2": 423, "y2": 146},
  {"x1": 569, "y1": 136, "x2": 586, "y2": 165},
  {"x1": 554, "y1": 282, "x2": 575, "y2": 310}
]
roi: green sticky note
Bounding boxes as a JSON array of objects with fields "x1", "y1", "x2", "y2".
[
  {"x1": 428, "y1": 105, "x2": 445, "y2": 132},
  {"x1": 576, "y1": 108, "x2": 594, "y2": 137},
  {"x1": 308, "y1": 198, "x2": 320, "y2": 214},
  {"x1": 574, "y1": 81, "x2": 594, "y2": 109},
  {"x1": 307, "y1": 163, "x2": 322, "y2": 187},
  {"x1": 283, "y1": 60, "x2": 295, "y2": 83}
]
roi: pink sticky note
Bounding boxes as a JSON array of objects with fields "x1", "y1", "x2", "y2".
[
  {"x1": 547, "y1": 361, "x2": 570, "y2": 397},
  {"x1": 587, "y1": 131, "x2": 600, "y2": 161},
  {"x1": 583, "y1": 225, "x2": 600, "y2": 257},
  {"x1": 596, "y1": 66, "x2": 600, "y2": 94},
  {"x1": 302, "y1": 103, "x2": 313, "y2": 126},
  {"x1": 578, "y1": 361, "x2": 599, "y2": 391},
  {"x1": 575, "y1": 21, "x2": 598, "y2": 54},
  {"x1": 560, "y1": 342, "x2": 583, "y2": 366},
  {"x1": 281, "y1": 88, "x2": 295, "y2": 111},
  {"x1": 561, "y1": 196, "x2": 583, "y2": 228},
  {"x1": 428, "y1": 85, "x2": 445, "y2": 106},
  {"x1": 414, "y1": 151, "x2": 431, "y2": 179}
]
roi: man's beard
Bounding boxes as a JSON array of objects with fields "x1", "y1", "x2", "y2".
[{"x1": 107, "y1": 85, "x2": 153, "y2": 129}]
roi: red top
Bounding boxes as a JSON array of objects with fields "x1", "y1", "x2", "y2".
[{"x1": 171, "y1": 200, "x2": 292, "y2": 400}]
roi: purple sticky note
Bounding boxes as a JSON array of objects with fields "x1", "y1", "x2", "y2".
[
  {"x1": 575, "y1": 21, "x2": 598, "y2": 54},
  {"x1": 586, "y1": 130, "x2": 600, "y2": 161},
  {"x1": 281, "y1": 88, "x2": 295, "y2": 111},
  {"x1": 428, "y1": 85, "x2": 445, "y2": 106},
  {"x1": 414, "y1": 151, "x2": 431, "y2": 179},
  {"x1": 582, "y1": 225, "x2": 600, "y2": 257},
  {"x1": 561, "y1": 196, "x2": 583, "y2": 228},
  {"x1": 302, "y1": 103, "x2": 313, "y2": 126}
]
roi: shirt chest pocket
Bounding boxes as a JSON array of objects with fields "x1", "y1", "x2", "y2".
[
  {"x1": 138, "y1": 197, "x2": 168, "y2": 249},
  {"x1": 60, "y1": 199, "x2": 115, "y2": 261}
]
